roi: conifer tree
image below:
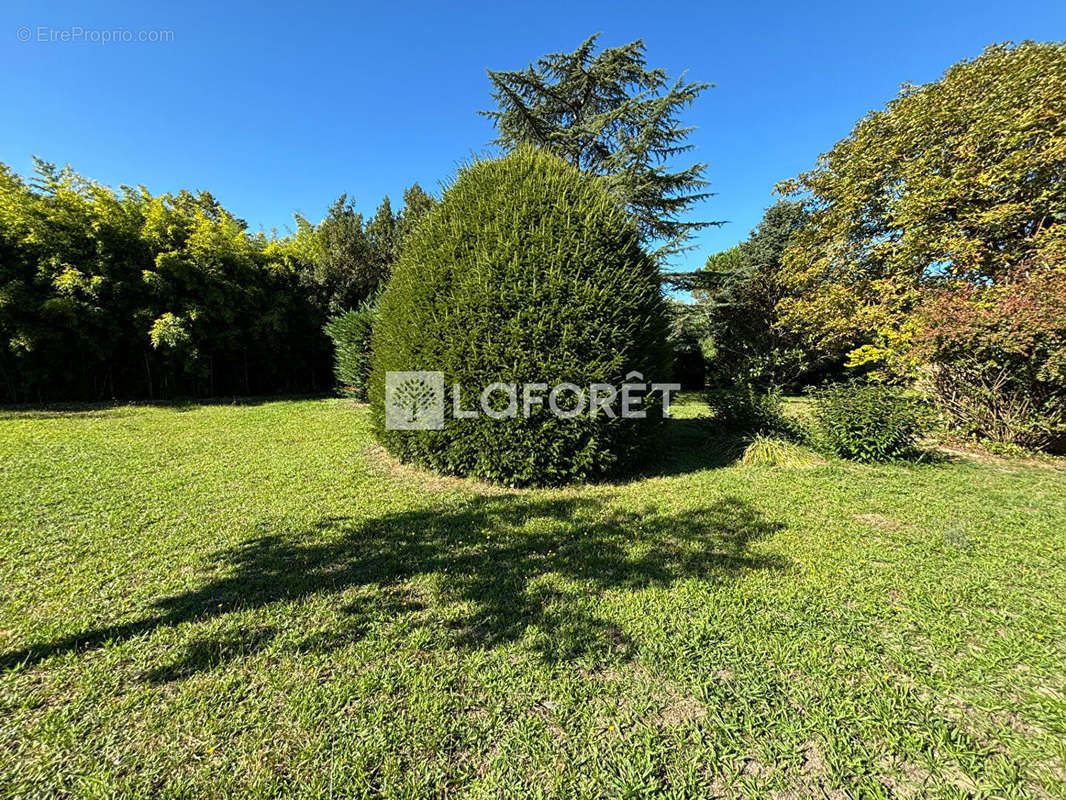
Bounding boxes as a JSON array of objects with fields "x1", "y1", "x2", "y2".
[
  {"x1": 481, "y1": 34, "x2": 715, "y2": 257},
  {"x1": 397, "y1": 183, "x2": 436, "y2": 243},
  {"x1": 365, "y1": 196, "x2": 398, "y2": 274}
]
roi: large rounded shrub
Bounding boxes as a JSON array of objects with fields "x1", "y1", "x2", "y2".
[{"x1": 369, "y1": 148, "x2": 670, "y2": 486}]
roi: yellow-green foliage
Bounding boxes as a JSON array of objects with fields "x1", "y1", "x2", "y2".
[
  {"x1": 740, "y1": 435, "x2": 820, "y2": 467},
  {"x1": 0, "y1": 161, "x2": 332, "y2": 400},
  {"x1": 777, "y1": 42, "x2": 1066, "y2": 362}
]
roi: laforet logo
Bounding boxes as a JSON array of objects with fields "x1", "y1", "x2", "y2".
[
  {"x1": 385, "y1": 371, "x2": 445, "y2": 430},
  {"x1": 384, "y1": 371, "x2": 679, "y2": 431}
]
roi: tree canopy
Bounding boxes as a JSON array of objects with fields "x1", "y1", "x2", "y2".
[
  {"x1": 695, "y1": 201, "x2": 814, "y2": 387},
  {"x1": 0, "y1": 159, "x2": 434, "y2": 401},
  {"x1": 775, "y1": 41, "x2": 1066, "y2": 361}
]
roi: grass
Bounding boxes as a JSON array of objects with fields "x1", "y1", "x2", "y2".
[{"x1": 0, "y1": 396, "x2": 1064, "y2": 799}]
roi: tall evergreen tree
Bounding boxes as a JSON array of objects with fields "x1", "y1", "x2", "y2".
[
  {"x1": 397, "y1": 183, "x2": 436, "y2": 243},
  {"x1": 365, "y1": 196, "x2": 398, "y2": 279},
  {"x1": 313, "y1": 194, "x2": 373, "y2": 313},
  {"x1": 481, "y1": 34, "x2": 714, "y2": 257}
]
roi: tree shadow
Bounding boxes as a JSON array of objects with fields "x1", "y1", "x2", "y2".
[
  {"x1": 0, "y1": 393, "x2": 329, "y2": 420},
  {"x1": 1, "y1": 494, "x2": 787, "y2": 681},
  {"x1": 909, "y1": 444, "x2": 961, "y2": 465},
  {"x1": 0, "y1": 405, "x2": 139, "y2": 421},
  {"x1": 632, "y1": 416, "x2": 748, "y2": 478}
]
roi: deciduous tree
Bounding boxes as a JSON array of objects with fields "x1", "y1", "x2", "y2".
[{"x1": 776, "y1": 41, "x2": 1066, "y2": 362}]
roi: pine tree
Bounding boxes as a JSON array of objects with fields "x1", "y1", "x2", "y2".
[{"x1": 481, "y1": 34, "x2": 715, "y2": 257}]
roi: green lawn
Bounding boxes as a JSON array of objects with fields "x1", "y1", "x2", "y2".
[{"x1": 1, "y1": 397, "x2": 1064, "y2": 799}]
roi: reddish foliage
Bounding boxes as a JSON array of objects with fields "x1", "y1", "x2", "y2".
[{"x1": 912, "y1": 267, "x2": 1066, "y2": 450}]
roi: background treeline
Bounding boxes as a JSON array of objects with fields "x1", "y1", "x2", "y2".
[
  {"x1": 0, "y1": 159, "x2": 433, "y2": 402},
  {"x1": 2, "y1": 37, "x2": 1064, "y2": 457},
  {"x1": 674, "y1": 41, "x2": 1066, "y2": 452}
]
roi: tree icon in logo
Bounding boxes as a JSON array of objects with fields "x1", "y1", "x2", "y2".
[
  {"x1": 393, "y1": 376, "x2": 435, "y2": 422},
  {"x1": 384, "y1": 371, "x2": 445, "y2": 430}
]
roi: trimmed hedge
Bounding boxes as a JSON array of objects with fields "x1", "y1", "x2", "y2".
[{"x1": 369, "y1": 148, "x2": 670, "y2": 486}]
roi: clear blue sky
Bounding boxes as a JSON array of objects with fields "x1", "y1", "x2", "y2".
[{"x1": 3, "y1": 0, "x2": 1064, "y2": 273}]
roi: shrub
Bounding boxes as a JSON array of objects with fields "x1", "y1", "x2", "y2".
[
  {"x1": 368, "y1": 148, "x2": 670, "y2": 486},
  {"x1": 812, "y1": 384, "x2": 925, "y2": 462},
  {"x1": 910, "y1": 267, "x2": 1066, "y2": 452},
  {"x1": 323, "y1": 299, "x2": 377, "y2": 400},
  {"x1": 740, "y1": 435, "x2": 820, "y2": 467},
  {"x1": 708, "y1": 386, "x2": 795, "y2": 438}
]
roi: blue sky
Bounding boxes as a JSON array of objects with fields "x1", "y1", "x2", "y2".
[{"x1": 3, "y1": 0, "x2": 1064, "y2": 273}]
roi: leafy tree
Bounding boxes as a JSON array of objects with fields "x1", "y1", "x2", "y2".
[
  {"x1": 695, "y1": 201, "x2": 814, "y2": 387},
  {"x1": 776, "y1": 41, "x2": 1066, "y2": 363},
  {"x1": 481, "y1": 34, "x2": 714, "y2": 256}
]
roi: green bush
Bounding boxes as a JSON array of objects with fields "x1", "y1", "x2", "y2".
[
  {"x1": 812, "y1": 384, "x2": 925, "y2": 462},
  {"x1": 369, "y1": 148, "x2": 670, "y2": 486},
  {"x1": 323, "y1": 299, "x2": 377, "y2": 400},
  {"x1": 708, "y1": 386, "x2": 794, "y2": 437}
]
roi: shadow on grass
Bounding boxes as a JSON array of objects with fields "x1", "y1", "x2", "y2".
[
  {"x1": 633, "y1": 416, "x2": 748, "y2": 478},
  {"x1": 637, "y1": 415, "x2": 955, "y2": 476},
  {"x1": 0, "y1": 494, "x2": 787, "y2": 681},
  {"x1": 909, "y1": 445, "x2": 960, "y2": 465},
  {"x1": 0, "y1": 393, "x2": 331, "y2": 420}
]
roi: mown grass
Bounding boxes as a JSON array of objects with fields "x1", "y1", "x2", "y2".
[{"x1": 0, "y1": 397, "x2": 1063, "y2": 799}]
